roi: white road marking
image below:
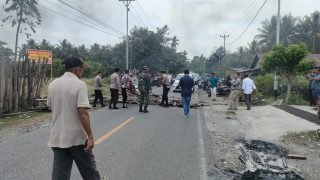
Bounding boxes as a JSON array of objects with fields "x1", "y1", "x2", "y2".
[{"x1": 197, "y1": 109, "x2": 208, "y2": 180}]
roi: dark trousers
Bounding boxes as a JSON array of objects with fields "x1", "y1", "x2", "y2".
[
  {"x1": 273, "y1": 89, "x2": 278, "y2": 99},
  {"x1": 93, "y1": 90, "x2": 104, "y2": 107},
  {"x1": 52, "y1": 145, "x2": 100, "y2": 180},
  {"x1": 109, "y1": 88, "x2": 119, "y2": 108},
  {"x1": 121, "y1": 87, "x2": 128, "y2": 106},
  {"x1": 244, "y1": 94, "x2": 252, "y2": 110},
  {"x1": 161, "y1": 86, "x2": 170, "y2": 105}
]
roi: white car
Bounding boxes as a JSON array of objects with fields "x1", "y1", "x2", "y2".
[{"x1": 172, "y1": 73, "x2": 195, "y2": 93}]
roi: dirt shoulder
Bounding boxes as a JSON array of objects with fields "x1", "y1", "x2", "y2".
[{"x1": 199, "y1": 91, "x2": 320, "y2": 180}]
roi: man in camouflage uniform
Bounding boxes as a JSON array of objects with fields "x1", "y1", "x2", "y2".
[{"x1": 138, "y1": 66, "x2": 152, "y2": 113}]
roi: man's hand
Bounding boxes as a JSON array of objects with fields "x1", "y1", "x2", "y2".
[{"x1": 84, "y1": 138, "x2": 94, "y2": 152}]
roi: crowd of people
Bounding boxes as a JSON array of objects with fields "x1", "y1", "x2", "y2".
[{"x1": 46, "y1": 55, "x2": 260, "y2": 180}]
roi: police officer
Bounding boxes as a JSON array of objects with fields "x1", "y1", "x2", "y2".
[{"x1": 138, "y1": 66, "x2": 152, "y2": 113}]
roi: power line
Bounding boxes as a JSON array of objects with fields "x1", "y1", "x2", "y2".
[
  {"x1": 39, "y1": 4, "x2": 121, "y2": 38},
  {"x1": 43, "y1": 0, "x2": 116, "y2": 35},
  {"x1": 136, "y1": 0, "x2": 155, "y2": 28},
  {"x1": 228, "y1": 0, "x2": 267, "y2": 45},
  {"x1": 130, "y1": 3, "x2": 147, "y2": 27},
  {"x1": 227, "y1": 0, "x2": 264, "y2": 36},
  {"x1": 57, "y1": 0, "x2": 125, "y2": 36},
  {"x1": 129, "y1": 10, "x2": 144, "y2": 27}
]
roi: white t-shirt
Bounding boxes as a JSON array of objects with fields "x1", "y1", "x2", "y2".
[
  {"x1": 242, "y1": 77, "x2": 257, "y2": 94},
  {"x1": 47, "y1": 72, "x2": 91, "y2": 148}
]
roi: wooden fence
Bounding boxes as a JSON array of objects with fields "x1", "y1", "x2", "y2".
[{"x1": 0, "y1": 56, "x2": 50, "y2": 115}]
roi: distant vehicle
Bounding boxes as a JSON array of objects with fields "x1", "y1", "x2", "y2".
[{"x1": 172, "y1": 73, "x2": 195, "y2": 93}]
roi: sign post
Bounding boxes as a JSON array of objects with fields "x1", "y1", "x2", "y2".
[{"x1": 26, "y1": 49, "x2": 53, "y2": 80}]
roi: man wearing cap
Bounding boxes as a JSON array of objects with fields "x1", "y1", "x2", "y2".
[
  {"x1": 138, "y1": 66, "x2": 152, "y2": 113},
  {"x1": 47, "y1": 56, "x2": 101, "y2": 180},
  {"x1": 109, "y1": 67, "x2": 121, "y2": 109}
]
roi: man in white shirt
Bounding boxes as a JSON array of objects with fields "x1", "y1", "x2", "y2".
[
  {"x1": 109, "y1": 67, "x2": 121, "y2": 109},
  {"x1": 47, "y1": 56, "x2": 100, "y2": 180},
  {"x1": 242, "y1": 74, "x2": 256, "y2": 110}
]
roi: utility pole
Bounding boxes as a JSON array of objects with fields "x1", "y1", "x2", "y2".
[
  {"x1": 220, "y1": 35, "x2": 229, "y2": 53},
  {"x1": 276, "y1": 0, "x2": 281, "y2": 44},
  {"x1": 220, "y1": 35, "x2": 229, "y2": 75},
  {"x1": 119, "y1": 0, "x2": 135, "y2": 70},
  {"x1": 274, "y1": 0, "x2": 281, "y2": 100}
]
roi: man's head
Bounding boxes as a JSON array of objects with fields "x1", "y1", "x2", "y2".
[
  {"x1": 63, "y1": 56, "x2": 87, "y2": 78},
  {"x1": 160, "y1": 70, "x2": 166, "y2": 74},
  {"x1": 97, "y1": 71, "x2": 103, "y2": 76},
  {"x1": 142, "y1": 66, "x2": 149, "y2": 73},
  {"x1": 211, "y1": 72, "x2": 215, "y2": 76},
  {"x1": 125, "y1": 70, "x2": 129, "y2": 74},
  {"x1": 235, "y1": 72, "x2": 240, "y2": 78},
  {"x1": 184, "y1": 69, "x2": 189, "y2": 75},
  {"x1": 114, "y1": 67, "x2": 120, "y2": 73},
  {"x1": 244, "y1": 74, "x2": 249, "y2": 78}
]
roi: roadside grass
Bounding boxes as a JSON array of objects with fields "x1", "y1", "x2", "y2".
[
  {"x1": 281, "y1": 130, "x2": 320, "y2": 150},
  {"x1": 0, "y1": 112, "x2": 51, "y2": 130},
  {"x1": 41, "y1": 77, "x2": 110, "y2": 97}
]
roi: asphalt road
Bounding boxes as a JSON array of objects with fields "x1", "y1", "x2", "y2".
[{"x1": 0, "y1": 88, "x2": 211, "y2": 180}]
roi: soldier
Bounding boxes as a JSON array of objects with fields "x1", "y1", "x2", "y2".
[{"x1": 138, "y1": 66, "x2": 152, "y2": 113}]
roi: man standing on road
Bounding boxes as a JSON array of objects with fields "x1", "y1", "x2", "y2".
[
  {"x1": 160, "y1": 70, "x2": 170, "y2": 107},
  {"x1": 228, "y1": 73, "x2": 241, "y2": 110},
  {"x1": 109, "y1": 67, "x2": 121, "y2": 110},
  {"x1": 305, "y1": 68, "x2": 320, "y2": 118},
  {"x1": 47, "y1": 56, "x2": 101, "y2": 180},
  {"x1": 242, "y1": 74, "x2": 256, "y2": 110},
  {"x1": 138, "y1": 66, "x2": 152, "y2": 113},
  {"x1": 121, "y1": 70, "x2": 131, "y2": 108},
  {"x1": 93, "y1": 71, "x2": 105, "y2": 108},
  {"x1": 179, "y1": 69, "x2": 194, "y2": 118},
  {"x1": 209, "y1": 72, "x2": 219, "y2": 101}
]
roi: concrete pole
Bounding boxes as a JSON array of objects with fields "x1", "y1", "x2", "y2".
[
  {"x1": 276, "y1": 0, "x2": 281, "y2": 44},
  {"x1": 126, "y1": 4, "x2": 129, "y2": 70}
]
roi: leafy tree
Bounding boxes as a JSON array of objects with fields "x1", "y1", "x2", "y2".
[
  {"x1": 2, "y1": 0, "x2": 41, "y2": 61},
  {"x1": 246, "y1": 39, "x2": 261, "y2": 56},
  {"x1": 263, "y1": 44, "x2": 314, "y2": 103},
  {"x1": 296, "y1": 11, "x2": 320, "y2": 54},
  {"x1": 257, "y1": 14, "x2": 297, "y2": 51}
]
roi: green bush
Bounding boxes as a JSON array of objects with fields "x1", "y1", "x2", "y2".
[
  {"x1": 287, "y1": 91, "x2": 309, "y2": 105},
  {"x1": 254, "y1": 73, "x2": 274, "y2": 97}
]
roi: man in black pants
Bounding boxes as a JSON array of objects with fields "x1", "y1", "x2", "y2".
[
  {"x1": 93, "y1": 71, "x2": 105, "y2": 107},
  {"x1": 121, "y1": 70, "x2": 131, "y2": 108},
  {"x1": 160, "y1": 70, "x2": 170, "y2": 107},
  {"x1": 109, "y1": 68, "x2": 121, "y2": 109}
]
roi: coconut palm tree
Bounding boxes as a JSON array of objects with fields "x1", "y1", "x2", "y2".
[
  {"x1": 256, "y1": 14, "x2": 297, "y2": 51},
  {"x1": 296, "y1": 11, "x2": 320, "y2": 54}
]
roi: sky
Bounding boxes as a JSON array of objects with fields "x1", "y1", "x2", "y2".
[{"x1": 0, "y1": 0, "x2": 319, "y2": 59}]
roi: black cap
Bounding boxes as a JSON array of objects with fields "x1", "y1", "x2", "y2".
[{"x1": 62, "y1": 56, "x2": 86, "y2": 70}]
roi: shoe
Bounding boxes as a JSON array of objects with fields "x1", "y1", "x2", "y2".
[
  {"x1": 247, "y1": 107, "x2": 251, "y2": 110},
  {"x1": 93, "y1": 105, "x2": 97, "y2": 108},
  {"x1": 139, "y1": 106, "x2": 143, "y2": 112},
  {"x1": 164, "y1": 104, "x2": 169, "y2": 107},
  {"x1": 144, "y1": 106, "x2": 149, "y2": 113},
  {"x1": 159, "y1": 103, "x2": 164, "y2": 106},
  {"x1": 113, "y1": 107, "x2": 119, "y2": 110},
  {"x1": 122, "y1": 105, "x2": 128, "y2": 108}
]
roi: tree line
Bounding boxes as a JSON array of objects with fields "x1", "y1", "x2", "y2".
[{"x1": 189, "y1": 11, "x2": 320, "y2": 75}]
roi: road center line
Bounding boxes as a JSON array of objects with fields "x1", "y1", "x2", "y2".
[{"x1": 95, "y1": 117, "x2": 135, "y2": 145}]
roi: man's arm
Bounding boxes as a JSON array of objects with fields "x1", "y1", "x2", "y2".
[{"x1": 78, "y1": 107, "x2": 94, "y2": 152}]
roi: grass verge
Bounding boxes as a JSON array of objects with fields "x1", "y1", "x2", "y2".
[{"x1": 0, "y1": 112, "x2": 51, "y2": 130}]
